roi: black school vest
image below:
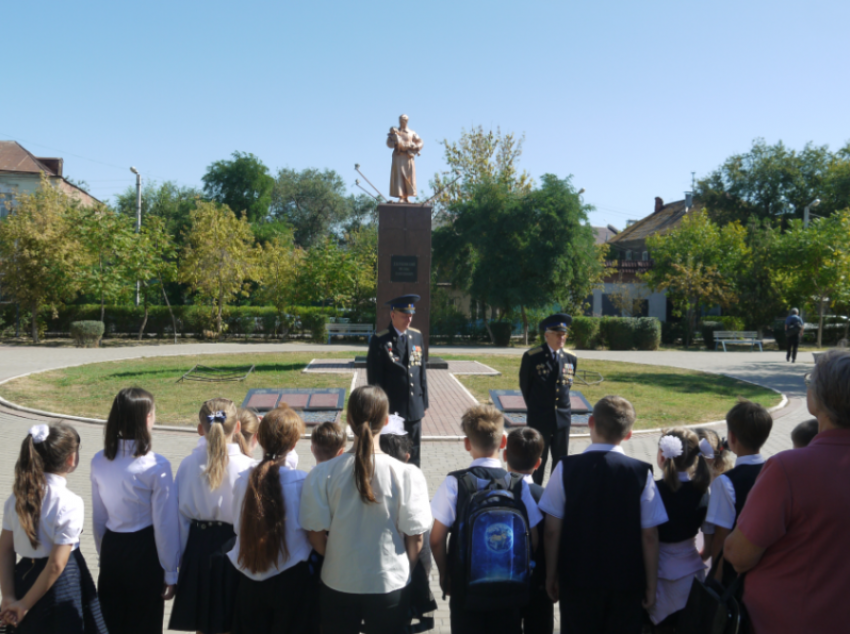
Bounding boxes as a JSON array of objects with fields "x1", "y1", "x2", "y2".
[
  {"x1": 724, "y1": 463, "x2": 764, "y2": 523},
  {"x1": 656, "y1": 480, "x2": 708, "y2": 543},
  {"x1": 559, "y1": 451, "x2": 649, "y2": 592}
]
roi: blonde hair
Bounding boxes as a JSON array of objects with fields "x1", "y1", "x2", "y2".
[
  {"x1": 198, "y1": 398, "x2": 239, "y2": 490},
  {"x1": 460, "y1": 404, "x2": 505, "y2": 452},
  {"x1": 658, "y1": 427, "x2": 710, "y2": 495},
  {"x1": 236, "y1": 408, "x2": 260, "y2": 457}
]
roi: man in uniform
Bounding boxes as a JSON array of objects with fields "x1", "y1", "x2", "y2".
[
  {"x1": 519, "y1": 313, "x2": 577, "y2": 485},
  {"x1": 366, "y1": 294, "x2": 429, "y2": 466}
]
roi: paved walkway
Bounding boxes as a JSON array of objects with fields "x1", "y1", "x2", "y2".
[{"x1": 0, "y1": 343, "x2": 815, "y2": 633}]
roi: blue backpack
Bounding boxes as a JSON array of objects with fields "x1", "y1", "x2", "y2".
[{"x1": 448, "y1": 467, "x2": 532, "y2": 611}]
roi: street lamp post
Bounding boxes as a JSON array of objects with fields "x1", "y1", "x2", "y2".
[
  {"x1": 130, "y1": 167, "x2": 142, "y2": 306},
  {"x1": 804, "y1": 198, "x2": 821, "y2": 228}
]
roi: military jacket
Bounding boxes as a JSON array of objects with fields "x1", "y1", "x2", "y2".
[
  {"x1": 366, "y1": 324, "x2": 429, "y2": 422},
  {"x1": 519, "y1": 345, "x2": 577, "y2": 432}
]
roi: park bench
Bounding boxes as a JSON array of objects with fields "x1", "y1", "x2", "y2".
[
  {"x1": 714, "y1": 331, "x2": 763, "y2": 352},
  {"x1": 326, "y1": 323, "x2": 375, "y2": 344}
]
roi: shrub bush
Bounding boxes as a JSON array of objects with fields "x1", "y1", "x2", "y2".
[
  {"x1": 601, "y1": 317, "x2": 636, "y2": 351},
  {"x1": 661, "y1": 321, "x2": 683, "y2": 345},
  {"x1": 300, "y1": 311, "x2": 328, "y2": 342},
  {"x1": 431, "y1": 308, "x2": 468, "y2": 344},
  {"x1": 489, "y1": 322, "x2": 513, "y2": 347},
  {"x1": 633, "y1": 317, "x2": 661, "y2": 350},
  {"x1": 569, "y1": 316, "x2": 601, "y2": 349},
  {"x1": 70, "y1": 321, "x2": 104, "y2": 348}
]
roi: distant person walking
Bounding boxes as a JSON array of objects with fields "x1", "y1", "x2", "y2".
[{"x1": 785, "y1": 308, "x2": 804, "y2": 363}]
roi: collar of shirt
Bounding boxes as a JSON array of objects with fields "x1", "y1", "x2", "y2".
[
  {"x1": 118, "y1": 438, "x2": 144, "y2": 456},
  {"x1": 734, "y1": 453, "x2": 765, "y2": 466},
  {"x1": 678, "y1": 471, "x2": 691, "y2": 481},
  {"x1": 522, "y1": 473, "x2": 534, "y2": 485},
  {"x1": 583, "y1": 443, "x2": 626, "y2": 454},
  {"x1": 547, "y1": 345, "x2": 559, "y2": 357},
  {"x1": 394, "y1": 326, "x2": 408, "y2": 338},
  {"x1": 44, "y1": 473, "x2": 67, "y2": 488},
  {"x1": 468, "y1": 457, "x2": 502, "y2": 469}
]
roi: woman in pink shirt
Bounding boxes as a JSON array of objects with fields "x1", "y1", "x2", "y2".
[{"x1": 725, "y1": 349, "x2": 850, "y2": 633}]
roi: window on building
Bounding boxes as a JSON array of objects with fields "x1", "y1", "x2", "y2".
[
  {"x1": 642, "y1": 251, "x2": 649, "y2": 262},
  {"x1": 625, "y1": 250, "x2": 633, "y2": 261}
]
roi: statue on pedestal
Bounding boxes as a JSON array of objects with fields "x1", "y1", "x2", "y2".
[{"x1": 387, "y1": 114, "x2": 423, "y2": 203}]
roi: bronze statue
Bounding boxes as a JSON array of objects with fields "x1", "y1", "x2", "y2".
[{"x1": 386, "y1": 114, "x2": 423, "y2": 203}]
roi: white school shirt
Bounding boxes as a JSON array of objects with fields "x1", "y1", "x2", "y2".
[
  {"x1": 704, "y1": 454, "x2": 765, "y2": 531},
  {"x1": 90, "y1": 440, "x2": 181, "y2": 584},
  {"x1": 538, "y1": 444, "x2": 669, "y2": 529},
  {"x1": 430, "y1": 457, "x2": 544, "y2": 528},
  {"x1": 227, "y1": 465, "x2": 311, "y2": 581},
  {"x1": 2, "y1": 474, "x2": 84, "y2": 559},
  {"x1": 300, "y1": 453, "x2": 432, "y2": 594},
  {"x1": 175, "y1": 437, "x2": 255, "y2": 552}
]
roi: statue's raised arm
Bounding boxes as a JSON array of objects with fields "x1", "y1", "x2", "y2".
[{"x1": 387, "y1": 114, "x2": 423, "y2": 203}]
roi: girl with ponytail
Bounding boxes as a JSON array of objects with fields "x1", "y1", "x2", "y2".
[
  {"x1": 227, "y1": 406, "x2": 311, "y2": 634},
  {"x1": 90, "y1": 387, "x2": 180, "y2": 634},
  {"x1": 236, "y1": 407, "x2": 300, "y2": 470},
  {"x1": 0, "y1": 422, "x2": 107, "y2": 634},
  {"x1": 169, "y1": 398, "x2": 254, "y2": 633},
  {"x1": 648, "y1": 427, "x2": 713, "y2": 628},
  {"x1": 300, "y1": 386, "x2": 432, "y2": 634}
]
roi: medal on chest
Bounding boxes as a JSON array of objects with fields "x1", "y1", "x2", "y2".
[
  {"x1": 410, "y1": 345, "x2": 422, "y2": 367},
  {"x1": 386, "y1": 342, "x2": 399, "y2": 363}
]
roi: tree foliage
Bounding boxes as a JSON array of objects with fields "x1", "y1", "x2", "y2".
[
  {"x1": 697, "y1": 138, "x2": 850, "y2": 227},
  {"x1": 0, "y1": 175, "x2": 84, "y2": 342},
  {"x1": 202, "y1": 152, "x2": 274, "y2": 223},
  {"x1": 433, "y1": 174, "x2": 601, "y2": 342},
  {"x1": 430, "y1": 126, "x2": 533, "y2": 219},
  {"x1": 180, "y1": 201, "x2": 262, "y2": 335}
]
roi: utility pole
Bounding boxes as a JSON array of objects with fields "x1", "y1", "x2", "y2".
[
  {"x1": 130, "y1": 167, "x2": 141, "y2": 306},
  {"x1": 803, "y1": 198, "x2": 821, "y2": 228}
]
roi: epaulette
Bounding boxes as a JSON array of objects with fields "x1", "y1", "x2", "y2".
[
  {"x1": 408, "y1": 327, "x2": 421, "y2": 333},
  {"x1": 527, "y1": 346, "x2": 543, "y2": 355},
  {"x1": 375, "y1": 329, "x2": 389, "y2": 337}
]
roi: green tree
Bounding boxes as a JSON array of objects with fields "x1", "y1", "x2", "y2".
[
  {"x1": 114, "y1": 180, "x2": 202, "y2": 247},
  {"x1": 271, "y1": 168, "x2": 374, "y2": 247},
  {"x1": 0, "y1": 174, "x2": 83, "y2": 342},
  {"x1": 257, "y1": 230, "x2": 303, "y2": 334},
  {"x1": 73, "y1": 204, "x2": 136, "y2": 323},
  {"x1": 296, "y1": 235, "x2": 355, "y2": 309},
  {"x1": 434, "y1": 175, "x2": 600, "y2": 343},
  {"x1": 697, "y1": 139, "x2": 850, "y2": 227},
  {"x1": 180, "y1": 201, "x2": 261, "y2": 336},
  {"x1": 345, "y1": 226, "x2": 378, "y2": 317},
  {"x1": 430, "y1": 126, "x2": 533, "y2": 219},
  {"x1": 642, "y1": 211, "x2": 747, "y2": 345},
  {"x1": 202, "y1": 152, "x2": 274, "y2": 223},
  {"x1": 777, "y1": 211, "x2": 850, "y2": 347}
]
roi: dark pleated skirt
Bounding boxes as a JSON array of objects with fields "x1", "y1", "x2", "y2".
[
  {"x1": 169, "y1": 521, "x2": 238, "y2": 634},
  {"x1": 232, "y1": 560, "x2": 310, "y2": 634},
  {"x1": 97, "y1": 526, "x2": 164, "y2": 634},
  {"x1": 0, "y1": 548, "x2": 108, "y2": 634}
]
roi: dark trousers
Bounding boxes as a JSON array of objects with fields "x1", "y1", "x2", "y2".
[
  {"x1": 450, "y1": 600, "x2": 522, "y2": 634},
  {"x1": 320, "y1": 583, "x2": 411, "y2": 634},
  {"x1": 406, "y1": 418, "x2": 422, "y2": 467},
  {"x1": 560, "y1": 588, "x2": 643, "y2": 634},
  {"x1": 98, "y1": 526, "x2": 164, "y2": 634},
  {"x1": 532, "y1": 426, "x2": 569, "y2": 485},
  {"x1": 232, "y1": 561, "x2": 309, "y2": 634},
  {"x1": 787, "y1": 333, "x2": 800, "y2": 362},
  {"x1": 521, "y1": 586, "x2": 554, "y2": 634}
]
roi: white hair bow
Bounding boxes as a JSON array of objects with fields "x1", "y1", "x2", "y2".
[
  {"x1": 698, "y1": 437, "x2": 715, "y2": 459},
  {"x1": 659, "y1": 435, "x2": 683, "y2": 460},
  {"x1": 29, "y1": 424, "x2": 50, "y2": 444}
]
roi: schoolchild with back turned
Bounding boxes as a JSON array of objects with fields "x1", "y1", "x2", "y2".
[
  {"x1": 704, "y1": 399, "x2": 772, "y2": 585},
  {"x1": 90, "y1": 388, "x2": 180, "y2": 634},
  {"x1": 503, "y1": 427, "x2": 553, "y2": 634},
  {"x1": 169, "y1": 399, "x2": 254, "y2": 634},
  {"x1": 0, "y1": 423, "x2": 107, "y2": 634},
  {"x1": 539, "y1": 395, "x2": 668, "y2": 634},
  {"x1": 430, "y1": 404, "x2": 543, "y2": 634},
  {"x1": 648, "y1": 428, "x2": 712, "y2": 630}
]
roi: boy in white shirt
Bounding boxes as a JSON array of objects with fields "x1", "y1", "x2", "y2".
[{"x1": 430, "y1": 405, "x2": 543, "y2": 634}]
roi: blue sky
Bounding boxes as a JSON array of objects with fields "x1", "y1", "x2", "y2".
[{"x1": 3, "y1": 0, "x2": 848, "y2": 229}]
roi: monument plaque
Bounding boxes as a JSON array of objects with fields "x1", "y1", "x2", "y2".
[{"x1": 391, "y1": 256, "x2": 418, "y2": 282}]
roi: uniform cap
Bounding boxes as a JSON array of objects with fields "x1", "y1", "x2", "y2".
[
  {"x1": 539, "y1": 313, "x2": 572, "y2": 332},
  {"x1": 386, "y1": 294, "x2": 420, "y2": 314}
]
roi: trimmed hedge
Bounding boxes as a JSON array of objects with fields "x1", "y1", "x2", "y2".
[
  {"x1": 632, "y1": 317, "x2": 662, "y2": 351},
  {"x1": 70, "y1": 321, "x2": 104, "y2": 348},
  {"x1": 569, "y1": 316, "x2": 601, "y2": 349},
  {"x1": 566, "y1": 316, "x2": 661, "y2": 351}
]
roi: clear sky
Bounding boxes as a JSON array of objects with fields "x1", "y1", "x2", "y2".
[{"x1": 3, "y1": 0, "x2": 848, "y2": 229}]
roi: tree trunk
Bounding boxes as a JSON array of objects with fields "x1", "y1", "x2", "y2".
[
  {"x1": 100, "y1": 293, "x2": 105, "y2": 323},
  {"x1": 31, "y1": 301, "x2": 39, "y2": 344},
  {"x1": 138, "y1": 288, "x2": 149, "y2": 341},
  {"x1": 818, "y1": 298, "x2": 825, "y2": 348},
  {"x1": 521, "y1": 306, "x2": 529, "y2": 345},
  {"x1": 161, "y1": 283, "x2": 178, "y2": 344}
]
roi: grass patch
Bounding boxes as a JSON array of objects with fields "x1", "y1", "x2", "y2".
[
  {"x1": 0, "y1": 352, "x2": 782, "y2": 430},
  {"x1": 442, "y1": 355, "x2": 781, "y2": 430}
]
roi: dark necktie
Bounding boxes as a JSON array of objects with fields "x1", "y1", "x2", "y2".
[{"x1": 398, "y1": 333, "x2": 407, "y2": 363}]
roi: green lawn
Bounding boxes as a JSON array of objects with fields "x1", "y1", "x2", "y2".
[
  {"x1": 442, "y1": 354, "x2": 781, "y2": 430},
  {"x1": 0, "y1": 351, "x2": 781, "y2": 430}
]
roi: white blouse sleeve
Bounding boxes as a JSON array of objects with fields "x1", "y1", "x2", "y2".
[
  {"x1": 2, "y1": 496, "x2": 14, "y2": 531},
  {"x1": 54, "y1": 495, "x2": 84, "y2": 546},
  {"x1": 150, "y1": 455, "x2": 181, "y2": 585},
  {"x1": 90, "y1": 466, "x2": 108, "y2": 555},
  {"x1": 298, "y1": 466, "x2": 331, "y2": 532},
  {"x1": 397, "y1": 465, "x2": 432, "y2": 537},
  {"x1": 174, "y1": 461, "x2": 192, "y2": 555}
]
